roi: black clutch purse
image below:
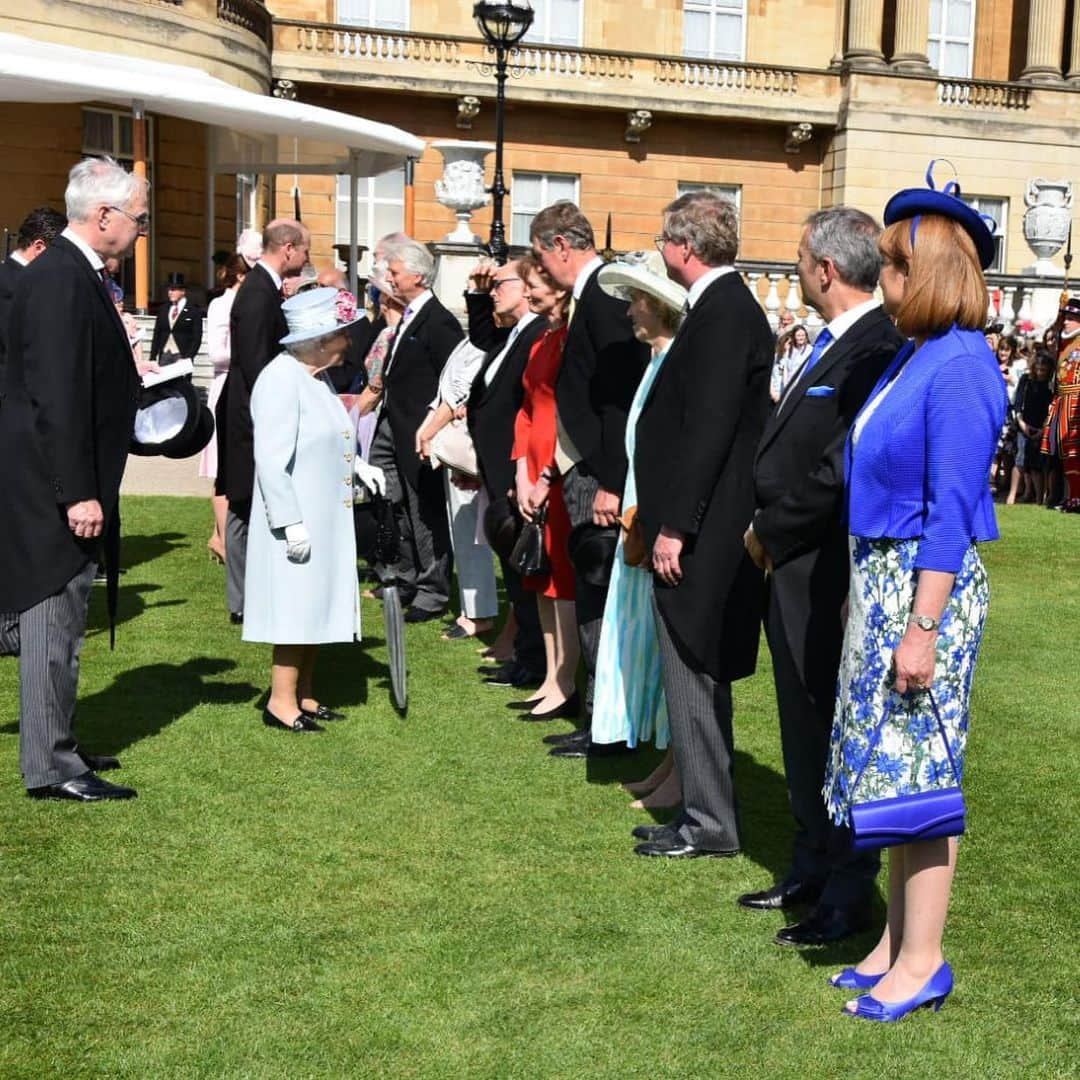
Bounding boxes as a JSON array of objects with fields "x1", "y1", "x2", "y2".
[{"x1": 509, "y1": 505, "x2": 549, "y2": 577}]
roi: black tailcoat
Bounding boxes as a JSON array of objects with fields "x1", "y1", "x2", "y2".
[
  {"x1": 555, "y1": 269, "x2": 648, "y2": 494},
  {"x1": 0, "y1": 257, "x2": 25, "y2": 379},
  {"x1": 634, "y1": 272, "x2": 772, "y2": 681},
  {"x1": 219, "y1": 264, "x2": 287, "y2": 504},
  {"x1": 465, "y1": 294, "x2": 547, "y2": 500},
  {"x1": 149, "y1": 300, "x2": 203, "y2": 363},
  {"x1": 383, "y1": 293, "x2": 463, "y2": 490},
  {"x1": 0, "y1": 237, "x2": 139, "y2": 611},
  {"x1": 753, "y1": 306, "x2": 902, "y2": 698}
]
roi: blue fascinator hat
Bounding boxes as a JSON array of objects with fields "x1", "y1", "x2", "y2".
[{"x1": 883, "y1": 160, "x2": 997, "y2": 271}]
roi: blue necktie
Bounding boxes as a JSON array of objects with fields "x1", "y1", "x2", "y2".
[{"x1": 800, "y1": 327, "x2": 833, "y2": 379}]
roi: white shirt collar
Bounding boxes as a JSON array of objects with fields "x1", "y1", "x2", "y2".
[
  {"x1": 256, "y1": 259, "x2": 282, "y2": 291},
  {"x1": 573, "y1": 256, "x2": 605, "y2": 301},
  {"x1": 484, "y1": 311, "x2": 539, "y2": 386},
  {"x1": 687, "y1": 265, "x2": 737, "y2": 309},
  {"x1": 404, "y1": 288, "x2": 433, "y2": 317},
  {"x1": 9, "y1": 251, "x2": 29, "y2": 267},
  {"x1": 60, "y1": 227, "x2": 104, "y2": 273},
  {"x1": 171, "y1": 297, "x2": 186, "y2": 313},
  {"x1": 820, "y1": 296, "x2": 881, "y2": 345}
]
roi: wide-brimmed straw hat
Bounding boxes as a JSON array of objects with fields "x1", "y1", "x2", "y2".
[
  {"x1": 598, "y1": 250, "x2": 687, "y2": 313},
  {"x1": 280, "y1": 286, "x2": 364, "y2": 347}
]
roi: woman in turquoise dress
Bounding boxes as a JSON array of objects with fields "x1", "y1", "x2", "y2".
[
  {"x1": 823, "y1": 174, "x2": 1007, "y2": 1021},
  {"x1": 591, "y1": 253, "x2": 687, "y2": 808}
]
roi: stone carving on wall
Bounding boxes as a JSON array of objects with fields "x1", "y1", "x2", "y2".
[
  {"x1": 1023, "y1": 178, "x2": 1073, "y2": 274},
  {"x1": 433, "y1": 141, "x2": 496, "y2": 244}
]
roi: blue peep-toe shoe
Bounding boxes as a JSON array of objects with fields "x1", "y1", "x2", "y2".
[
  {"x1": 829, "y1": 967, "x2": 885, "y2": 991},
  {"x1": 845, "y1": 962, "x2": 954, "y2": 1022}
]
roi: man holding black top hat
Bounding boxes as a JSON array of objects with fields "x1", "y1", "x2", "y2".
[{"x1": 150, "y1": 272, "x2": 202, "y2": 367}]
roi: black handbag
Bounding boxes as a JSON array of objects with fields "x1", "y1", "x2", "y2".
[
  {"x1": 849, "y1": 690, "x2": 966, "y2": 851},
  {"x1": 509, "y1": 505, "x2": 549, "y2": 577}
]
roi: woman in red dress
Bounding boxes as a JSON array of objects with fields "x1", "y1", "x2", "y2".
[{"x1": 510, "y1": 256, "x2": 580, "y2": 720}]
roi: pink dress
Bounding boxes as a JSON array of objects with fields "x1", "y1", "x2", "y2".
[{"x1": 199, "y1": 288, "x2": 236, "y2": 479}]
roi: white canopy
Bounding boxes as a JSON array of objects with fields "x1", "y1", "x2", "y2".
[{"x1": 0, "y1": 32, "x2": 425, "y2": 175}]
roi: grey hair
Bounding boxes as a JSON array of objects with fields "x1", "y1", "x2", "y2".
[
  {"x1": 803, "y1": 207, "x2": 882, "y2": 291},
  {"x1": 529, "y1": 201, "x2": 595, "y2": 252},
  {"x1": 662, "y1": 191, "x2": 739, "y2": 266},
  {"x1": 385, "y1": 239, "x2": 436, "y2": 288},
  {"x1": 65, "y1": 156, "x2": 148, "y2": 223}
]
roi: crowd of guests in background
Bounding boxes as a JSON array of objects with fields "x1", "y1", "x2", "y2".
[{"x1": 1, "y1": 156, "x2": 1075, "y2": 1025}]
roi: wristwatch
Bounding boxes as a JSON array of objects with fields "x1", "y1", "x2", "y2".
[{"x1": 908, "y1": 613, "x2": 940, "y2": 631}]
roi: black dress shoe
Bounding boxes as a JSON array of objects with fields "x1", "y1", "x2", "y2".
[
  {"x1": 506, "y1": 698, "x2": 545, "y2": 711},
  {"x1": 77, "y1": 751, "x2": 120, "y2": 772},
  {"x1": 483, "y1": 663, "x2": 543, "y2": 689},
  {"x1": 737, "y1": 878, "x2": 824, "y2": 912},
  {"x1": 634, "y1": 833, "x2": 739, "y2": 859},
  {"x1": 522, "y1": 691, "x2": 581, "y2": 722},
  {"x1": 542, "y1": 727, "x2": 589, "y2": 746},
  {"x1": 229, "y1": 612, "x2": 243, "y2": 625},
  {"x1": 302, "y1": 704, "x2": 346, "y2": 722},
  {"x1": 631, "y1": 822, "x2": 677, "y2": 842},
  {"x1": 403, "y1": 606, "x2": 446, "y2": 624},
  {"x1": 774, "y1": 903, "x2": 870, "y2": 947},
  {"x1": 549, "y1": 736, "x2": 632, "y2": 758},
  {"x1": 28, "y1": 771, "x2": 136, "y2": 801},
  {"x1": 262, "y1": 707, "x2": 324, "y2": 733}
]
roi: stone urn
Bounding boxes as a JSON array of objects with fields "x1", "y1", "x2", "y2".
[
  {"x1": 1023, "y1": 178, "x2": 1073, "y2": 275},
  {"x1": 432, "y1": 140, "x2": 495, "y2": 244}
]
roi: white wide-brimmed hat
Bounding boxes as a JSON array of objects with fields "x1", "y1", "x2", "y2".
[
  {"x1": 280, "y1": 286, "x2": 364, "y2": 347},
  {"x1": 597, "y1": 250, "x2": 687, "y2": 313}
]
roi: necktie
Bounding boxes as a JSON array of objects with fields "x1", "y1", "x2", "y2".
[{"x1": 170, "y1": 303, "x2": 179, "y2": 324}]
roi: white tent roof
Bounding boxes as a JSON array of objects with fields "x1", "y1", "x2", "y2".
[{"x1": 0, "y1": 31, "x2": 425, "y2": 176}]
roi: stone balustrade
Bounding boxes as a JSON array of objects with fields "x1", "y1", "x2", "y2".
[
  {"x1": 937, "y1": 78, "x2": 1032, "y2": 109},
  {"x1": 655, "y1": 59, "x2": 799, "y2": 95},
  {"x1": 217, "y1": 0, "x2": 273, "y2": 52}
]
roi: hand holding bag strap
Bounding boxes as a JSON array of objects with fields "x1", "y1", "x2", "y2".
[{"x1": 849, "y1": 690, "x2": 961, "y2": 804}]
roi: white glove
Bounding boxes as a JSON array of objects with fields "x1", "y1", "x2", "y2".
[
  {"x1": 284, "y1": 522, "x2": 311, "y2": 563},
  {"x1": 354, "y1": 458, "x2": 386, "y2": 497}
]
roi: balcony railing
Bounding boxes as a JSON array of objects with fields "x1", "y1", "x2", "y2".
[
  {"x1": 218, "y1": 0, "x2": 272, "y2": 52},
  {"x1": 656, "y1": 58, "x2": 799, "y2": 94},
  {"x1": 937, "y1": 78, "x2": 1031, "y2": 110}
]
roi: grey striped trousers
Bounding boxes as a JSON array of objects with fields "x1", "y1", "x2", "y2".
[{"x1": 5, "y1": 562, "x2": 97, "y2": 789}]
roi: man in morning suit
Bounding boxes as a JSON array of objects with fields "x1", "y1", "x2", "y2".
[
  {"x1": 0, "y1": 158, "x2": 146, "y2": 801},
  {"x1": 368, "y1": 239, "x2": 463, "y2": 621},
  {"x1": 742, "y1": 208, "x2": 902, "y2": 943},
  {"x1": 530, "y1": 202, "x2": 648, "y2": 730},
  {"x1": 633, "y1": 191, "x2": 773, "y2": 857},
  {"x1": 465, "y1": 258, "x2": 547, "y2": 686},
  {"x1": 0, "y1": 206, "x2": 67, "y2": 368},
  {"x1": 217, "y1": 219, "x2": 309, "y2": 621},
  {"x1": 149, "y1": 272, "x2": 203, "y2": 366}
]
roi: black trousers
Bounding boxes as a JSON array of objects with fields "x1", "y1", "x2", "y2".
[{"x1": 498, "y1": 554, "x2": 544, "y2": 675}]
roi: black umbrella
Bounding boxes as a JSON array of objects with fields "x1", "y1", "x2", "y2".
[{"x1": 382, "y1": 583, "x2": 407, "y2": 712}]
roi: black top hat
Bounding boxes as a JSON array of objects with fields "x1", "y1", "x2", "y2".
[
  {"x1": 164, "y1": 272, "x2": 187, "y2": 288},
  {"x1": 130, "y1": 377, "x2": 214, "y2": 459},
  {"x1": 1061, "y1": 296, "x2": 1080, "y2": 320},
  {"x1": 567, "y1": 523, "x2": 619, "y2": 588},
  {"x1": 483, "y1": 495, "x2": 523, "y2": 563}
]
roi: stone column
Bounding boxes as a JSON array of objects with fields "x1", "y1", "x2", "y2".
[
  {"x1": 891, "y1": 0, "x2": 932, "y2": 71},
  {"x1": 1068, "y1": 4, "x2": 1080, "y2": 81},
  {"x1": 1020, "y1": 0, "x2": 1066, "y2": 82},
  {"x1": 844, "y1": 0, "x2": 886, "y2": 68},
  {"x1": 830, "y1": 0, "x2": 847, "y2": 69}
]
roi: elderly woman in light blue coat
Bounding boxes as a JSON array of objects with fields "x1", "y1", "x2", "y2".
[{"x1": 244, "y1": 287, "x2": 385, "y2": 733}]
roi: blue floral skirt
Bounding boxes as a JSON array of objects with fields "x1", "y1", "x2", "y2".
[{"x1": 822, "y1": 538, "x2": 989, "y2": 826}]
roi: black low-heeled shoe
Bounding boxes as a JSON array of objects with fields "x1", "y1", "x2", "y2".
[
  {"x1": 521, "y1": 691, "x2": 581, "y2": 722},
  {"x1": 505, "y1": 698, "x2": 545, "y2": 711},
  {"x1": 302, "y1": 704, "x2": 346, "y2": 722},
  {"x1": 263, "y1": 707, "x2": 324, "y2": 733}
]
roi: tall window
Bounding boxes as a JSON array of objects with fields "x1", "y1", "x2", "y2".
[
  {"x1": 335, "y1": 168, "x2": 405, "y2": 273},
  {"x1": 677, "y1": 181, "x2": 741, "y2": 213},
  {"x1": 236, "y1": 174, "x2": 258, "y2": 235},
  {"x1": 337, "y1": 0, "x2": 409, "y2": 30},
  {"x1": 963, "y1": 195, "x2": 1007, "y2": 272},
  {"x1": 524, "y1": 0, "x2": 583, "y2": 47},
  {"x1": 682, "y1": 0, "x2": 746, "y2": 62},
  {"x1": 511, "y1": 172, "x2": 580, "y2": 247},
  {"x1": 928, "y1": 0, "x2": 976, "y2": 78}
]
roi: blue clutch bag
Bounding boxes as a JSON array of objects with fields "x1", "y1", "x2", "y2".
[{"x1": 849, "y1": 691, "x2": 966, "y2": 852}]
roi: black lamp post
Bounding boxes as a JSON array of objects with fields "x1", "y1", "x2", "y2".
[{"x1": 473, "y1": 0, "x2": 534, "y2": 264}]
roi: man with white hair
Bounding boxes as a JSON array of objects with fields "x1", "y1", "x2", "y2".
[
  {"x1": 368, "y1": 238, "x2": 463, "y2": 620},
  {"x1": 0, "y1": 156, "x2": 147, "y2": 801}
]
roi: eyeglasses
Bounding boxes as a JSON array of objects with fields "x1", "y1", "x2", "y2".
[
  {"x1": 491, "y1": 276, "x2": 522, "y2": 291},
  {"x1": 653, "y1": 235, "x2": 669, "y2": 251},
  {"x1": 108, "y1": 206, "x2": 151, "y2": 231}
]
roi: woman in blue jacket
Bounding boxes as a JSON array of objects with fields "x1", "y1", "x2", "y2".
[{"x1": 822, "y1": 175, "x2": 1007, "y2": 1021}]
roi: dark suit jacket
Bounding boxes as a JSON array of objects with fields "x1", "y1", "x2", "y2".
[
  {"x1": 383, "y1": 292, "x2": 463, "y2": 489},
  {"x1": 465, "y1": 294, "x2": 547, "y2": 500},
  {"x1": 555, "y1": 267, "x2": 648, "y2": 493},
  {"x1": 150, "y1": 300, "x2": 203, "y2": 362},
  {"x1": 753, "y1": 306, "x2": 902, "y2": 700},
  {"x1": 0, "y1": 237, "x2": 139, "y2": 611},
  {"x1": 218, "y1": 263, "x2": 287, "y2": 504},
  {"x1": 327, "y1": 314, "x2": 378, "y2": 393},
  {"x1": 635, "y1": 272, "x2": 773, "y2": 681},
  {"x1": 0, "y1": 256, "x2": 24, "y2": 378}
]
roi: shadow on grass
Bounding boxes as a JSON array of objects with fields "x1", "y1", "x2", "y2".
[
  {"x1": 85, "y1": 582, "x2": 187, "y2": 637},
  {"x1": 119, "y1": 531, "x2": 189, "y2": 572},
  {"x1": 8, "y1": 658, "x2": 259, "y2": 753}
]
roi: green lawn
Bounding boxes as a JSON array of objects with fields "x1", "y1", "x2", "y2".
[{"x1": 1, "y1": 499, "x2": 1076, "y2": 1079}]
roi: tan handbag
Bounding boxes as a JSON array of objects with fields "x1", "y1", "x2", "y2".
[
  {"x1": 620, "y1": 505, "x2": 648, "y2": 567},
  {"x1": 429, "y1": 419, "x2": 479, "y2": 477}
]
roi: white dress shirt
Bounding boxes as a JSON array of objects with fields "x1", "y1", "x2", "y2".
[
  {"x1": 60, "y1": 227, "x2": 104, "y2": 273},
  {"x1": 687, "y1": 265, "x2": 738, "y2": 309},
  {"x1": 483, "y1": 311, "x2": 539, "y2": 388}
]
